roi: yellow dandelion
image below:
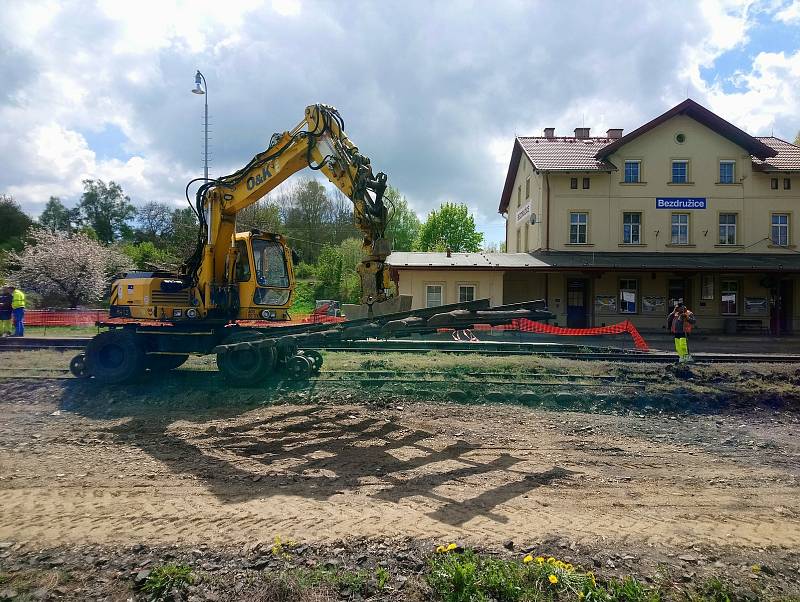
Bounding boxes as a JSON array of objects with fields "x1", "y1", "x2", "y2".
[
  {"x1": 549, "y1": 574, "x2": 559, "y2": 585},
  {"x1": 435, "y1": 545, "x2": 446, "y2": 554},
  {"x1": 536, "y1": 556, "x2": 545, "y2": 564},
  {"x1": 523, "y1": 555, "x2": 533, "y2": 563},
  {"x1": 751, "y1": 565, "x2": 761, "y2": 573},
  {"x1": 446, "y1": 543, "x2": 458, "y2": 551},
  {"x1": 547, "y1": 556, "x2": 556, "y2": 564},
  {"x1": 587, "y1": 572, "x2": 596, "y2": 587},
  {"x1": 565, "y1": 563, "x2": 574, "y2": 572}
]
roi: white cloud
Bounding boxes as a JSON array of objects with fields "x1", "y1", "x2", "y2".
[
  {"x1": 0, "y1": 0, "x2": 797, "y2": 236},
  {"x1": 775, "y1": 0, "x2": 800, "y2": 23}
]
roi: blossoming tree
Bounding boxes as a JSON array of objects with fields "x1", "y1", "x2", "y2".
[{"x1": 10, "y1": 230, "x2": 130, "y2": 308}]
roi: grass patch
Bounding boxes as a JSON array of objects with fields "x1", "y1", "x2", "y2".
[
  {"x1": 427, "y1": 548, "x2": 766, "y2": 602},
  {"x1": 139, "y1": 564, "x2": 193, "y2": 601}
]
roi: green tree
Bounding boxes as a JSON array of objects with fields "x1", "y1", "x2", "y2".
[
  {"x1": 794, "y1": 130, "x2": 800, "y2": 146},
  {"x1": 119, "y1": 241, "x2": 178, "y2": 270},
  {"x1": 78, "y1": 179, "x2": 136, "y2": 244},
  {"x1": 237, "y1": 200, "x2": 282, "y2": 234},
  {"x1": 135, "y1": 201, "x2": 174, "y2": 244},
  {"x1": 0, "y1": 194, "x2": 33, "y2": 251},
  {"x1": 39, "y1": 196, "x2": 81, "y2": 234},
  {"x1": 383, "y1": 187, "x2": 420, "y2": 251},
  {"x1": 315, "y1": 243, "x2": 343, "y2": 300},
  {"x1": 414, "y1": 202, "x2": 484, "y2": 252},
  {"x1": 169, "y1": 207, "x2": 199, "y2": 261}
]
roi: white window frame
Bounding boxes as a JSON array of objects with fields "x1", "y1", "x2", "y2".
[
  {"x1": 718, "y1": 213, "x2": 737, "y2": 245},
  {"x1": 671, "y1": 213, "x2": 689, "y2": 245},
  {"x1": 772, "y1": 213, "x2": 790, "y2": 246},
  {"x1": 719, "y1": 160, "x2": 735, "y2": 184},
  {"x1": 425, "y1": 284, "x2": 444, "y2": 308},
  {"x1": 624, "y1": 160, "x2": 640, "y2": 183},
  {"x1": 458, "y1": 284, "x2": 476, "y2": 304},
  {"x1": 671, "y1": 160, "x2": 688, "y2": 183},
  {"x1": 721, "y1": 280, "x2": 738, "y2": 316},
  {"x1": 619, "y1": 278, "x2": 638, "y2": 314},
  {"x1": 622, "y1": 212, "x2": 641, "y2": 244},
  {"x1": 569, "y1": 212, "x2": 588, "y2": 244}
]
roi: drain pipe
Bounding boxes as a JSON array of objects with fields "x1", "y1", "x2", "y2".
[{"x1": 545, "y1": 171, "x2": 551, "y2": 250}]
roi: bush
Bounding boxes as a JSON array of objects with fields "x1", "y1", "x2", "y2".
[
  {"x1": 293, "y1": 261, "x2": 316, "y2": 279},
  {"x1": 139, "y1": 564, "x2": 193, "y2": 601}
]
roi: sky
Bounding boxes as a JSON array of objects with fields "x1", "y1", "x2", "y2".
[{"x1": 1, "y1": 0, "x2": 799, "y2": 247}]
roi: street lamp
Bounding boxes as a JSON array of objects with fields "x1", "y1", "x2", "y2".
[{"x1": 191, "y1": 70, "x2": 208, "y2": 181}]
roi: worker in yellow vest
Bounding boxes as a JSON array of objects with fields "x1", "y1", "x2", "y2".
[{"x1": 9, "y1": 286, "x2": 25, "y2": 337}]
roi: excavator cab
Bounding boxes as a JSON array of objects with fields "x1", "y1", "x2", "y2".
[{"x1": 233, "y1": 231, "x2": 295, "y2": 321}]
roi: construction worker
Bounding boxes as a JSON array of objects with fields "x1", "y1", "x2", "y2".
[
  {"x1": 0, "y1": 287, "x2": 12, "y2": 336},
  {"x1": 9, "y1": 286, "x2": 25, "y2": 337},
  {"x1": 668, "y1": 302, "x2": 696, "y2": 363}
]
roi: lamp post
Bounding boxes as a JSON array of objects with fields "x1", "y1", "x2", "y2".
[{"x1": 191, "y1": 70, "x2": 208, "y2": 180}]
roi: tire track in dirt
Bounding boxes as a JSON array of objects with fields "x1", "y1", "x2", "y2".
[{"x1": 2, "y1": 397, "x2": 800, "y2": 550}]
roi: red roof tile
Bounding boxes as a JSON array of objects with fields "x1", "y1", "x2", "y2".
[
  {"x1": 753, "y1": 137, "x2": 800, "y2": 171},
  {"x1": 518, "y1": 137, "x2": 616, "y2": 171}
]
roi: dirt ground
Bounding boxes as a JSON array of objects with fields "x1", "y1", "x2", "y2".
[{"x1": 1, "y1": 350, "x2": 799, "y2": 599}]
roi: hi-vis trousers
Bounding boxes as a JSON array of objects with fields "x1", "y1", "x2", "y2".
[{"x1": 674, "y1": 336, "x2": 689, "y2": 358}]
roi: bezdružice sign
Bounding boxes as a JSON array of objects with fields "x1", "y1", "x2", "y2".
[{"x1": 655, "y1": 197, "x2": 707, "y2": 209}]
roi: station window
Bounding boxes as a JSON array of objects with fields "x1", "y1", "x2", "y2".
[
  {"x1": 569, "y1": 212, "x2": 588, "y2": 244},
  {"x1": 517, "y1": 185, "x2": 521, "y2": 206},
  {"x1": 671, "y1": 213, "x2": 690, "y2": 245},
  {"x1": 771, "y1": 213, "x2": 790, "y2": 246},
  {"x1": 425, "y1": 284, "x2": 443, "y2": 308},
  {"x1": 719, "y1": 161, "x2": 735, "y2": 184},
  {"x1": 771, "y1": 178, "x2": 779, "y2": 190},
  {"x1": 525, "y1": 176, "x2": 531, "y2": 199},
  {"x1": 785, "y1": 178, "x2": 792, "y2": 190},
  {"x1": 619, "y1": 279, "x2": 638, "y2": 314},
  {"x1": 718, "y1": 213, "x2": 737, "y2": 245},
  {"x1": 570, "y1": 177, "x2": 578, "y2": 189},
  {"x1": 582, "y1": 177, "x2": 590, "y2": 189},
  {"x1": 458, "y1": 284, "x2": 476, "y2": 303},
  {"x1": 671, "y1": 160, "x2": 688, "y2": 183},
  {"x1": 701, "y1": 274, "x2": 714, "y2": 300},
  {"x1": 721, "y1": 280, "x2": 738, "y2": 315},
  {"x1": 624, "y1": 160, "x2": 640, "y2": 183},
  {"x1": 622, "y1": 212, "x2": 641, "y2": 244}
]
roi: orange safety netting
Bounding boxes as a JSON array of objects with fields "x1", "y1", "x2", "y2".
[
  {"x1": 442, "y1": 319, "x2": 649, "y2": 351},
  {"x1": 23, "y1": 309, "x2": 104, "y2": 327}
]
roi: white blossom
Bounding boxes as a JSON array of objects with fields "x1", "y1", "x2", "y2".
[{"x1": 9, "y1": 230, "x2": 131, "y2": 308}]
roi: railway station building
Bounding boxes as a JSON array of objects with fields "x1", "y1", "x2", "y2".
[{"x1": 387, "y1": 99, "x2": 800, "y2": 335}]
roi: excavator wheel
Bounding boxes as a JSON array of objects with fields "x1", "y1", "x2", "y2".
[
  {"x1": 85, "y1": 330, "x2": 146, "y2": 384},
  {"x1": 286, "y1": 354, "x2": 313, "y2": 380},
  {"x1": 69, "y1": 353, "x2": 90, "y2": 378},
  {"x1": 302, "y1": 349, "x2": 323, "y2": 374},
  {"x1": 146, "y1": 354, "x2": 189, "y2": 372},
  {"x1": 216, "y1": 330, "x2": 276, "y2": 387}
]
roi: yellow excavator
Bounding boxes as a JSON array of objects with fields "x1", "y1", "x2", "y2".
[
  {"x1": 74, "y1": 103, "x2": 551, "y2": 386},
  {"x1": 78, "y1": 104, "x2": 403, "y2": 384}
]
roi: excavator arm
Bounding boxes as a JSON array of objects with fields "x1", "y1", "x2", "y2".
[{"x1": 185, "y1": 104, "x2": 391, "y2": 317}]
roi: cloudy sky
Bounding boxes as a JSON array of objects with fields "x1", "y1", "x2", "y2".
[{"x1": 1, "y1": 0, "x2": 799, "y2": 245}]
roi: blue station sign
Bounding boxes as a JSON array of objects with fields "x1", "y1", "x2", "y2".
[{"x1": 656, "y1": 197, "x2": 707, "y2": 209}]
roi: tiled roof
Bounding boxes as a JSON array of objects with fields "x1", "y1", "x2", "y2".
[
  {"x1": 753, "y1": 137, "x2": 800, "y2": 171},
  {"x1": 387, "y1": 251, "x2": 800, "y2": 272},
  {"x1": 518, "y1": 137, "x2": 616, "y2": 172}
]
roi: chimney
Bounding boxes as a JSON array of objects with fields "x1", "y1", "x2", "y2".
[
  {"x1": 574, "y1": 127, "x2": 590, "y2": 139},
  {"x1": 544, "y1": 127, "x2": 555, "y2": 139},
  {"x1": 606, "y1": 128, "x2": 623, "y2": 139}
]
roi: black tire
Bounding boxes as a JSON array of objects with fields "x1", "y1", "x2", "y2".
[
  {"x1": 216, "y1": 330, "x2": 275, "y2": 387},
  {"x1": 302, "y1": 350, "x2": 323, "y2": 374},
  {"x1": 286, "y1": 354, "x2": 313, "y2": 380},
  {"x1": 85, "y1": 330, "x2": 146, "y2": 384},
  {"x1": 69, "y1": 353, "x2": 89, "y2": 378},
  {"x1": 146, "y1": 354, "x2": 189, "y2": 372}
]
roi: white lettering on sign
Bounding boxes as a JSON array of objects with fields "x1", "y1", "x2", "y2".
[
  {"x1": 655, "y1": 197, "x2": 707, "y2": 209},
  {"x1": 516, "y1": 202, "x2": 531, "y2": 223}
]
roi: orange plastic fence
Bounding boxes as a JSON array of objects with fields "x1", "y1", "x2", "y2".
[
  {"x1": 23, "y1": 309, "x2": 104, "y2": 327},
  {"x1": 442, "y1": 319, "x2": 649, "y2": 351}
]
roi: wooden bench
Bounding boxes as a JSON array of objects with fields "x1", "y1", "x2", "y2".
[{"x1": 735, "y1": 319, "x2": 768, "y2": 334}]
